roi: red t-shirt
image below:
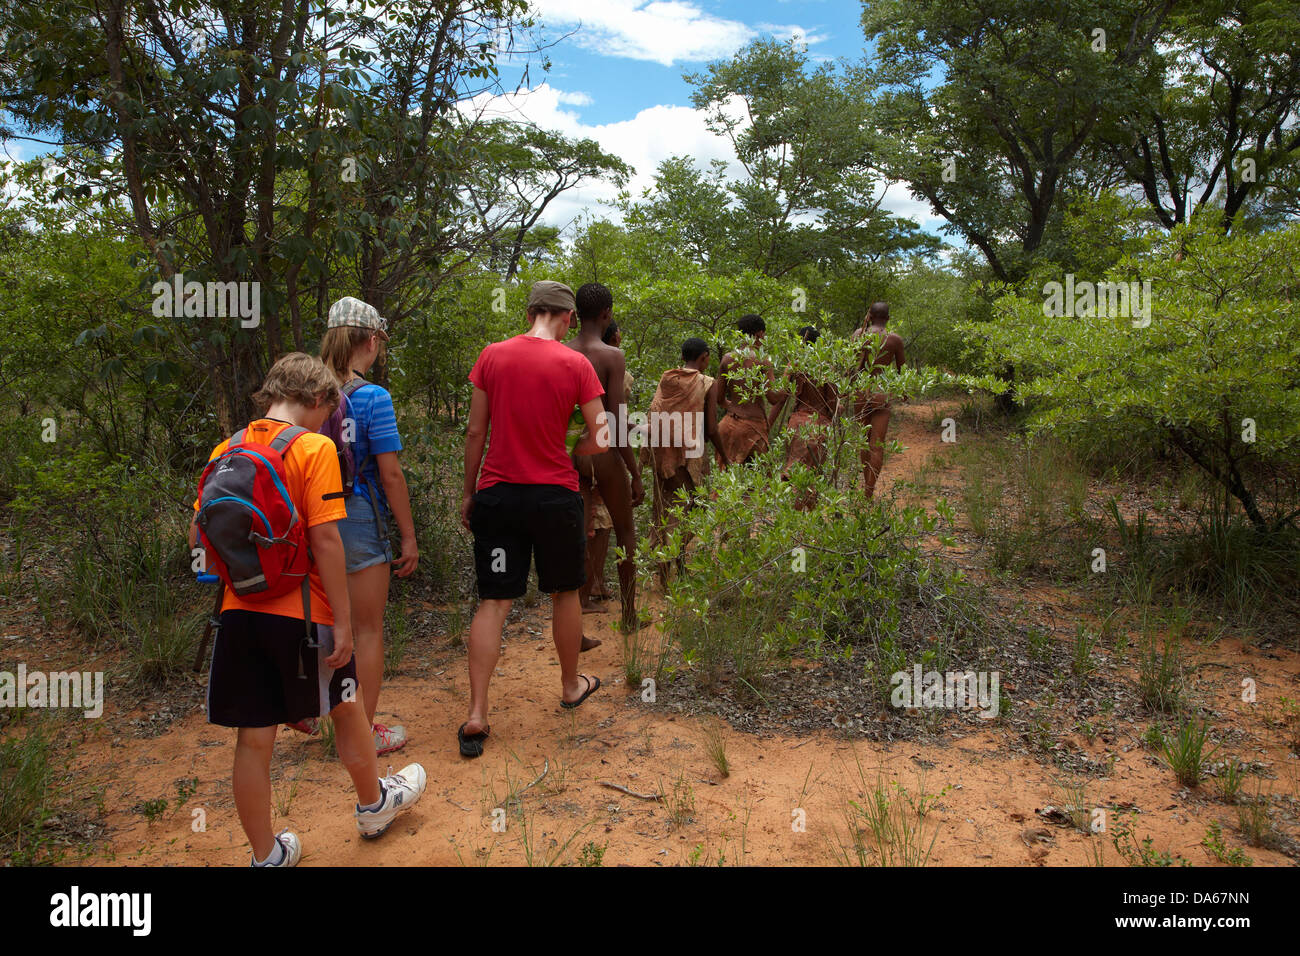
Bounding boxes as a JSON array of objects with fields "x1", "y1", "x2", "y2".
[{"x1": 469, "y1": 334, "x2": 604, "y2": 491}]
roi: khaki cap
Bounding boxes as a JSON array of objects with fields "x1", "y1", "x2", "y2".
[{"x1": 527, "y1": 280, "x2": 576, "y2": 314}]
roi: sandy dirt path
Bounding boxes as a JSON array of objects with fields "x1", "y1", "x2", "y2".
[{"x1": 49, "y1": 398, "x2": 1300, "y2": 866}]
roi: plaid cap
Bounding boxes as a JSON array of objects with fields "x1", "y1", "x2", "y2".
[
  {"x1": 327, "y1": 296, "x2": 388, "y2": 337},
  {"x1": 527, "y1": 280, "x2": 576, "y2": 314}
]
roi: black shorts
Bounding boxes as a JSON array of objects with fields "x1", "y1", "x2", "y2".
[
  {"x1": 206, "y1": 609, "x2": 359, "y2": 728},
  {"x1": 471, "y1": 482, "x2": 585, "y2": 599}
]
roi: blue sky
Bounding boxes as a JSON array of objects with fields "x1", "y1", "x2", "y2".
[
  {"x1": 534, "y1": 0, "x2": 867, "y2": 125},
  {"x1": 476, "y1": 0, "x2": 940, "y2": 232}
]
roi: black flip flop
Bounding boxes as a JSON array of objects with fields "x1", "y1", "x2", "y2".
[
  {"x1": 458, "y1": 722, "x2": 490, "y2": 758},
  {"x1": 561, "y1": 674, "x2": 601, "y2": 710}
]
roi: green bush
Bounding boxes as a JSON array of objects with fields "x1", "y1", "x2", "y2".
[{"x1": 0, "y1": 716, "x2": 60, "y2": 865}]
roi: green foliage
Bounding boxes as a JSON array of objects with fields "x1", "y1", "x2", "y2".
[
  {"x1": 1201, "y1": 820, "x2": 1252, "y2": 866},
  {"x1": 681, "y1": 38, "x2": 935, "y2": 277},
  {"x1": 1235, "y1": 783, "x2": 1280, "y2": 848},
  {"x1": 1111, "y1": 811, "x2": 1190, "y2": 867},
  {"x1": 1215, "y1": 760, "x2": 1247, "y2": 805},
  {"x1": 888, "y1": 260, "x2": 990, "y2": 373},
  {"x1": 833, "y1": 762, "x2": 946, "y2": 867},
  {"x1": 575, "y1": 842, "x2": 606, "y2": 867},
  {"x1": 975, "y1": 220, "x2": 1300, "y2": 534},
  {"x1": 862, "y1": 0, "x2": 1172, "y2": 280},
  {"x1": 954, "y1": 435, "x2": 1092, "y2": 574},
  {"x1": 10, "y1": 445, "x2": 200, "y2": 682},
  {"x1": 1137, "y1": 630, "x2": 1186, "y2": 715},
  {"x1": 1160, "y1": 718, "x2": 1220, "y2": 787},
  {"x1": 0, "y1": 717, "x2": 59, "y2": 865}
]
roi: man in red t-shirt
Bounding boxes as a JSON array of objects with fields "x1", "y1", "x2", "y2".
[{"x1": 457, "y1": 280, "x2": 609, "y2": 757}]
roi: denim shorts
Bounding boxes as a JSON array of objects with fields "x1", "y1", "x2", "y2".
[{"x1": 337, "y1": 491, "x2": 393, "y2": 574}]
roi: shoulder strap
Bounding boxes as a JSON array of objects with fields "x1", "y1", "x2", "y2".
[
  {"x1": 230, "y1": 428, "x2": 247, "y2": 448},
  {"x1": 341, "y1": 377, "x2": 367, "y2": 398},
  {"x1": 269, "y1": 425, "x2": 308, "y2": 455}
]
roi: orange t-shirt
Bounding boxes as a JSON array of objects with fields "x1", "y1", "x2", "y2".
[{"x1": 193, "y1": 419, "x2": 348, "y2": 624}]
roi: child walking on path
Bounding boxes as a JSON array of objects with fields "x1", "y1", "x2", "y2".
[
  {"x1": 191, "y1": 353, "x2": 425, "y2": 866},
  {"x1": 318, "y1": 297, "x2": 420, "y2": 755}
]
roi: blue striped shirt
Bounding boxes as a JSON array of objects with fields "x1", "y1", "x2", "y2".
[{"x1": 348, "y1": 381, "x2": 402, "y2": 509}]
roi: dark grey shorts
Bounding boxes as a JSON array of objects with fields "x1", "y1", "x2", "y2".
[
  {"x1": 206, "y1": 610, "x2": 358, "y2": 727},
  {"x1": 470, "y1": 482, "x2": 585, "y2": 599}
]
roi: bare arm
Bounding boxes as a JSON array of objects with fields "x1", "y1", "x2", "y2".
[
  {"x1": 704, "y1": 379, "x2": 728, "y2": 466},
  {"x1": 763, "y1": 359, "x2": 788, "y2": 408},
  {"x1": 573, "y1": 397, "x2": 611, "y2": 457},
  {"x1": 607, "y1": 351, "x2": 644, "y2": 504},
  {"x1": 461, "y1": 386, "x2": 490, "y2": 529},
  {"x1": 308, "y1": 521, "x2": 353, "y2": 668},
  {"x1": 716, "y1": 353, "x2": 733, "y2": 410},
  {"x1": 376, "y1": 451, "x2": 418, "y2": 577}
]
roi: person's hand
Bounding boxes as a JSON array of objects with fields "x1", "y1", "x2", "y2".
[
  {"x1": 460, "y1": 493, "x2": 474, "y2": 530},
  {"x1": 325, "y1": 624, "x2": 354, "y2": 670},
  {"x1": 630, "y1": 474, "x2": 645, "y2": 507},
  {"x1": 393, "y1": 537, "x2": 419, "y2": 577}
]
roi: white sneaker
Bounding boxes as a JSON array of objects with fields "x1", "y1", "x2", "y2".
[
  {"x1": 355, "y1": 763, "x2": 427, "y2": 840},
  {"x1": 251, "y1": 830, "x2": 301, "y2": 867}
]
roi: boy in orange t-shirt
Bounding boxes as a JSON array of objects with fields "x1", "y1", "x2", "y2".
[{"x1": 189, "y1": 353, "x2": 425, "y2": 866}]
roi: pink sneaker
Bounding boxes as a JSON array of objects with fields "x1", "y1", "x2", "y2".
[
  {"x1": 285, "y1": 718, "x2": 320, "y2": 736},
  {"x1": 373, "y1": 723, "x2": 408, "y2": 755}
]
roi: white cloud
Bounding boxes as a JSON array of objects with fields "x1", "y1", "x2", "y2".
[
  {"x1": 464, "y1": 84, "x2": 947, "y2": 238},
  {"x1": 464, "y1": 82, "x2": 744, "y2": 228},
  {"x1": 756, "y1": 22, "x2": 830, "y2": 46},
  {"x1": 530, "y1": 0, "x2": 821, "y2": 66}
]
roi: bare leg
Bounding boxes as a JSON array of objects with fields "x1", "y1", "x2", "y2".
[
  {"x1": 551, "y1": 589, "x2": 594, "y2": 703},
  {"x1": 583, "y1": 529, "x2": 611, "y2": 610},
  {"x1": 576, "y1": 471, "x2": 597, "y2": 608},
  {"x1": 658, "y1": 470, "x2": 693, "y2": 585},
  {"x1": 465, "y1": 598, "x2": 510, "y2": 736},
  {"x1": 863, "y1": 405, "x2": 892, "y2": 498},
  {"x1": 330, "y1": 698, "x2": 381, "y2": 806},
  {"x1": 591, "y1": 451, "x2": 638, "y2": 632},
  {"x1": 349, "y1": 561, "x2": 390, "y2": 726},
  {"x1": 233, "y1": 725, "x2": 278, "y2": 861}
]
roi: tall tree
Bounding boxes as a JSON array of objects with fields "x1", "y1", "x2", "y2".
[
  {"x1": 861, "y1": 0, "x2": 1175, "y2": 281},
  {"x1": 1091, "y1": 0, "x2": 1300, "y2": 232},
  {"x1": 0, "y1": 0, "x2": 540, "y2": 429},
  {"x1": 686, "y1": 37, "x2": 933, "y2": 278}
]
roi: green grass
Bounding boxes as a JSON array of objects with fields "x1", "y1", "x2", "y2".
[
  {"x1": 1235, "y1": 782, "x2": 1280, "y2": 849},
  {"x1": 833, "y1": 757, "x2": 946, "y2": 867},
  {"x1": 1160, "y1": 718, "x2": 1220, "y2": 787},
  {"x1": 383, "y1": 600, "x2": 411, "y2": 678},
  {"x1": 663, "y1": 772, "x2": 696, "y2": 828},
  {"x1": 0, "y1": 716, "x2": 60, "y2": 864},
  {"x1": 1070, "y1": 624, "x2": 1099, "y2": 687},
  {"x1": 1137, "y1": 626, "x2": 1185, "y2": 715},
  {"x1": 698, "y1": 716, "x2": 730, "y2": 778},
  {"x1": 1215, "y1": 759, "x2": 1246, "y2": 804},
  {"x1": 1201, "y1": 820, "x2": 1251, "y2": 866}
]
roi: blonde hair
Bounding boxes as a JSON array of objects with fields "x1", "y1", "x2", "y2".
[
  {"x1": 320, "y1": 326, "x2": 384, "y2": 383},
  {"x1": 253, "y1": 352, "x2": 341, "y2": 413}
]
